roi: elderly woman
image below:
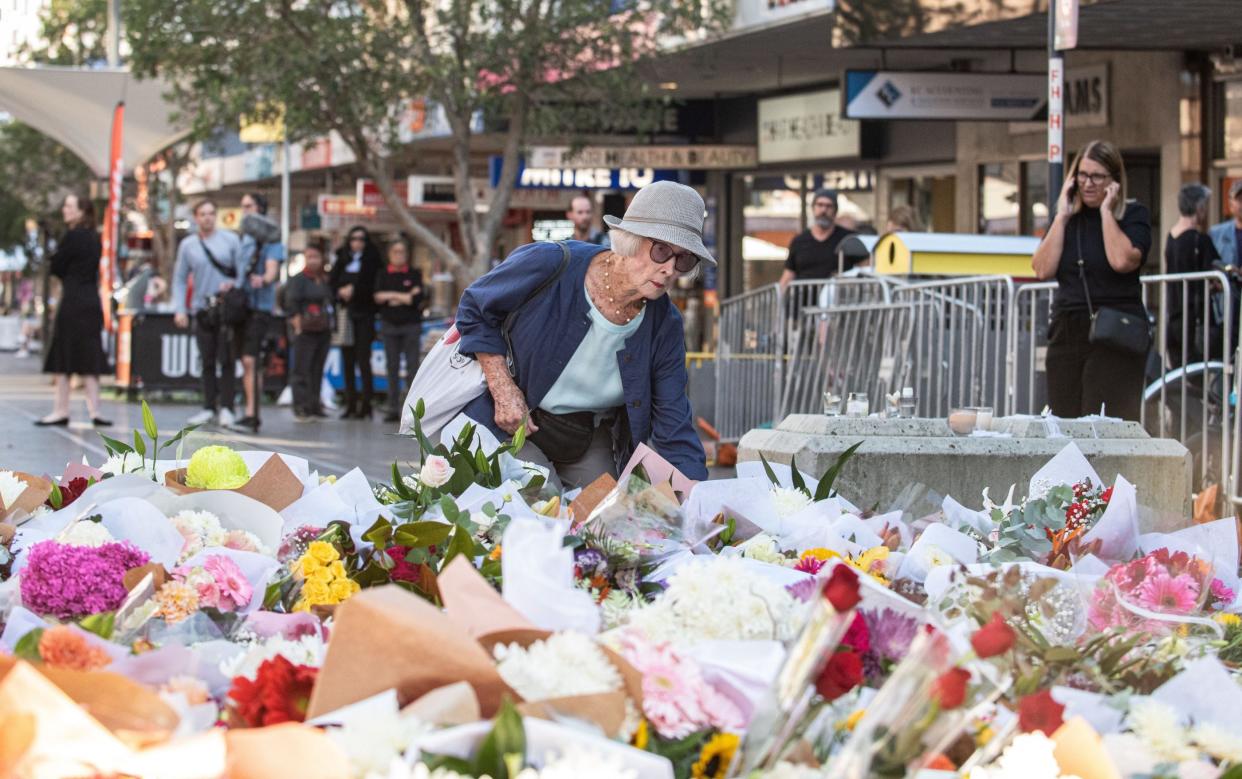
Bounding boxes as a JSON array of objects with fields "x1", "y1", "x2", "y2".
[{"x1": 456, "y1": 181, "x2": 711, "y2": 487}]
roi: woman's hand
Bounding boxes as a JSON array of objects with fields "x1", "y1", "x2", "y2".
[
  {"x1": 1101, "y1": 182, "x2": 1121, "y2": 215},
  {"x1": 1056, "y1": 174, "x2": 1077, "y2": 215},
  {"x1": 478, "y1": 353, "x2": 539, "y2": 435}
]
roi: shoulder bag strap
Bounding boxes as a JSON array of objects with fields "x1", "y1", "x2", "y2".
[
  {"x1": 198, "y1": 236, "x2": 237, "y2": 279},
  {"x1": 502, "y1": 241, "x2": 573, "y2": 381},
  {"x1": 1074, "y1": 219, "x2": 1096, "y2": 319}
]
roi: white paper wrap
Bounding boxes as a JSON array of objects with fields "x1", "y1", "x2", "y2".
[{"x1": 501, "y1": 517, "x2": 600, "y2": 634}]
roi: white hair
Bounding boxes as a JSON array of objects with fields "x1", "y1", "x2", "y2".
[{"x1": 607, "y1": 227, "x2": 702, "y2": 281}]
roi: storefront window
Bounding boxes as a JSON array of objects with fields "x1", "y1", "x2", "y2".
[
  {"x1": 1021, "y1": 162, "x2": 1050, "y2": 237},
  {"x1": 888, "y1": 174, "x2": 956, "y2": 232},
  {"x1": 1223, "y1": 80, "x2": 1242, "y2": 162},
  {"x1": 978, "y1": 163, "x2": 1019, "y2": 235}
]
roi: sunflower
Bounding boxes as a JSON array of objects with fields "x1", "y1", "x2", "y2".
[{"x1": 692, "y1": 733, "x2": 739, "y2": 779}]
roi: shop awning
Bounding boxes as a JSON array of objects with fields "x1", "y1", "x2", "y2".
[
  {"x1": 869, "y1": 0, "x2": 1241, "y2": 52},
  {"x1": 0, "y1": 66, "x2": 187, "y2": 177}
]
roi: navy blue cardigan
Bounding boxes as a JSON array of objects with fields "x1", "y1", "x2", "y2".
[{"x1": 456, "y1": 240, "x2": 707, "y2": 480}]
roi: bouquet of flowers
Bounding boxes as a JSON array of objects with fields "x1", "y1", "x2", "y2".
[
  {"x1": 983, "y1": 478, "x2": 1113, "y2": 568},
  {"x1": 1088, "y1": 547, "x2": 1236, "y2": 636},
  {"x1": 20, "y1": 539, "x2": 150, "y2": 620}
]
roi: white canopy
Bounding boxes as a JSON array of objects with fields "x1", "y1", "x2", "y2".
[{"x1": 0, "y1": 66, "x2": 187, "y2": 177}]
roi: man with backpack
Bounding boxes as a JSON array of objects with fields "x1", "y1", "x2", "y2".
[
  {"x1": 232, "y1": 192, "x2": 286, "y2": 433},
  {"x1": 173, "y1": 198, "x2": 246, "y2": 427}
]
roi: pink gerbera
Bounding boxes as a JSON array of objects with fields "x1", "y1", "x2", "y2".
[
  {"x1": 204, "y1": 555, "x2": 253, "y2": 611},
  {"x1": 1136, "y1": 568, "x2": 1200, "y2": 614},
  {"x1": 794, "y1": 556, "x2": 826, "y2": 575}
]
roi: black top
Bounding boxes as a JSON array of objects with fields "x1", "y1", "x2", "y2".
[
  {"x1": 374, "y1": 265, "x2": 424, "y2": 326},
  {"x1": 1164, "y1": 229, "x2": 1220, "y2": 324},
  {"x1": 1052, "y1": 201, "x2": 1152, "y2": 316},
  {"x1": 783, "y1": 227, "x2": 859, "y2": 279},
  {"x1": 43, "y1": 226, "x2": 106, "y2": 376},
  {"x1": 329, "y1": 244, "x2": 381, "y2": 316},
  {"x1": 285, "y1": 272, "x2": 335, "y2": 321}
]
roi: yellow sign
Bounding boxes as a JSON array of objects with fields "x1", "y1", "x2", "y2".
[
  {"x1": 240, "y1": 106, "x2": 286, "y2": 143},
  {"x1": 217, "y1": 208, "x2": 243, "y2": 231}
]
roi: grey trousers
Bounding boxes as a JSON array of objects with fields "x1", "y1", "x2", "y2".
[{"x1": 515, "y1": 422, "x2": 617, "y2": 492}]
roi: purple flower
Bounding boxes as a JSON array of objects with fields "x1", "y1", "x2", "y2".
[
  {"x1": 20, "y1": 540, "x2": 149, "y2": 620},
  {"x1": 786, "y1": 577, "x2": 820, "y2": 603},
  {"x1": 574, "y1": 547, "x2": 607, "y2": 577},
  {"x1": 863, "y1": 608, "x2": 919, "y2": 663}
]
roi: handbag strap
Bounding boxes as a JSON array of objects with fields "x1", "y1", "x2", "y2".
[
  {"x1": 1073, "y1": 219, "x2": 1096, "y2": 318},
  {"x1": 502, "y1": 241, "x2": 572, "y2": 381},
  {"x1": 199, "y1": 236, "x2": 238, "y2": 280}
]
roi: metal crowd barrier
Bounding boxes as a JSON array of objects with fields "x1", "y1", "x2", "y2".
[{"x1": 714, "y1": 284, "x2": 782, "y2": 442}]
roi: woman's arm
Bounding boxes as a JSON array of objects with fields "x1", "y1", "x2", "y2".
[
  {"x1": 456, "y1": 242, "x2": 571, "y2": 359},
  {"x1": 1100, "y1": 185, "x2": 1144, "y2": 273},
  {"x1": 1032, "y1": 175, "x2": 1079, "y2": 281},
  {"x1": 478, "y1": 353, "x2": 538, "y2": 434}
]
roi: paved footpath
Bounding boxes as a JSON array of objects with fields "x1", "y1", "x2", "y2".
[
  {"x1": 0, "y1": 352, "x2": 419, "y2": 480},
  {"x1": 1, "y1": 353, "x2": 734, "y2": 483}
]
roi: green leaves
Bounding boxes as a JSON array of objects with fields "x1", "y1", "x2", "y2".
[
  {"x1": 422, "y1": 698, "x2": 527, "y2": 779},
  {"x1": 13, "y1": 629, "x2": 43, "y2": 663},
  {"x1": 141, "y1": 401, "x2": 159, "y2": 440},
  {"x1": 78, "y1": 612, "x2": 117, "y2": 641},
  {"x1": 815, "y1": 441, "x2": 862, "y2": 501}
]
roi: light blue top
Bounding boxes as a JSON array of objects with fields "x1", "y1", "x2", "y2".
[
  {"x1": 539, "y1": 283, "x2": 645, "y2": 415},
  {"x1": 239, "y1": 235, "x2": 286, "y2": 312},
  {"x1": 172, "y1": 229, "x2": 245, "y2": 315}
]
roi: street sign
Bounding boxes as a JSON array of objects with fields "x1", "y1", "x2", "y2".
[
  {"x1": 490, "y1": 156, "x2": 678, "y2": 190},
  {"x1": 758, "y1": 88, "x2": 859, "y2": 163},
  {"x1": 529, "y1": 145, "x2": 756, "y2": 170},
  {"x1": 1055, "y1": 0, "x2": 1079, "y2": 51},
  {"x1": 1048, "y1": 58, "x2": 1064, "y2": 166},
  {"x1": 844, "y1": 70, "x2": 1046, "y2": 121}
]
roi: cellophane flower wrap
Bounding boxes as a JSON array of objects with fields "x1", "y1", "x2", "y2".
[
  {"x1": 20, "y1": 539, "x2": 149, "y2": 619},
  {"x1": 1088, "y1": 547, "x2": 1235, "y2": 635}
]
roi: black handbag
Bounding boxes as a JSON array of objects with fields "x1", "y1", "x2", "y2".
[
  {"x1": 1075, "y1": 223, "x2": 1151, "y2": 357},
  {"x1": 528, "y1": 408, "x2": 597, "y2": 462}
]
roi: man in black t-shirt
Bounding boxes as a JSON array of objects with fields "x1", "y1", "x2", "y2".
[{"x1": 779, "y1": 189, "x2": 857, "y2": 291}]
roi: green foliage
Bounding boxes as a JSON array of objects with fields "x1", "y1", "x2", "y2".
[
  {"x1": 123, "y1": 0, "x2": 730, "y2": 279},
  {"x1": 78, "y1": 612, "x2": 116, "y2": 641},
  {"x1": 13, "y1": 629, "x2": 45, "y2": 663},
  {"x1": 424, "y1": 698, "x2": 526, "y2": 779},
  {"x1": 98, "y1": 401, "x2": 199, "y2": 481},
  {"x1": 983, "y1": 485, "x2": 1074, "y2": 564},
  {"x1": 757, "y1": 443, "x2": 862, "y2": 501}
]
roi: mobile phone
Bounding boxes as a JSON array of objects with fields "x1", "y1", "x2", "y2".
[{"x1": 1067, "y1": 179, "x2": 1078, "y2": 202}]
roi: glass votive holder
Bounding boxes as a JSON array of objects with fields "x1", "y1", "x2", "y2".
[
  {"x1": 823, "y1": 391, "x2": 844, "y2": 416},
  {"x1": 845, "y1": 392, "x2": 870, "y2": 417}
]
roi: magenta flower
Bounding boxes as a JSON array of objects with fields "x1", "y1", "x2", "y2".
[
  {"x1": 20, "y1": 540, "x2": 149, "y2": 620},
  {"x1": 1136, "y1": 569, "x2": 1200, "y2": 614},
  {"x1": 1210, "y1": 578, "x2": 1236, "y2": 609}
]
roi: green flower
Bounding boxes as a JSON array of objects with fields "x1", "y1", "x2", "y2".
[{"x1": 185, "y1": 446, "x2": 250, "y2": 490}]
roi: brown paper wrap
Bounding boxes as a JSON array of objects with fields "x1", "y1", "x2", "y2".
[
  {"x1": 569, "y1": 474, "x2": 617, "y2": 524},
  {"x1": 0, "y1": 471, "x2": 53, "y2": 523},
  {"x1": 226, "y1": 724, "x2": 350, "y2": 779},
  {"x1": 403, "y1": 682, "x2": 483, "y2": 727},
  {"x1": 164, "y1": 454, "x2": 304, "y2": 512},
  {"x1": 439, "y1": 556, "x2": 534, "y2": 638},
  {"x1": 305, "y1": 585, "x2": 514, "y2": 720}
]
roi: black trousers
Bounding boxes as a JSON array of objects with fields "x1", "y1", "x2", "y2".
[
  {"x1": 291, "y1": 331, "x2": 330, "y2": 414},
  {"x1": 382, "y1": 321, "x2": 422, "y2": 414},
  {"x1": 1046, "y1": 309, "x2": 1146, "y2": 421},
  {"x1": 340, "y1": 314, "x2": 376, "y2": 409},
  {"x1": 195, "y1": 319, "x2": 235, "y2": 412}
]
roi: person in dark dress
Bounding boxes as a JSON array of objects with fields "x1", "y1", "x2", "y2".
[
  {"x1": 1032, "y1": 140, "x2": 1153, "y2": 421},
  {"x1": 37, "y1": 194, "x2": 111, "y2": 428},
  {"x1": 374, "y1": 238, "x2": 424, "y2": 423},
  {"x1": 329, "y1": 225, "x2": 381, "y2": 419},
  {"x1": 1164, "y1": 183, "x2": 1220, "y2": 367}
]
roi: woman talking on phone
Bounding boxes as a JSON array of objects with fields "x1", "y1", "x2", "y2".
[{"x1": 1032, "y1": 140, "x2": 1152, "y2": 420}]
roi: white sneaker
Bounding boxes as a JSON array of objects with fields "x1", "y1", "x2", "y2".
[
  {"x1": 217, "y1": 408, "x2": 235, "y2": 427},
  {"x1": 187, "y1": 408, "x2": 215, "y2": 426}
]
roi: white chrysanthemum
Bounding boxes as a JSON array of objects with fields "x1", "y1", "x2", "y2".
[
  {"x1": 1128, "y1": 699, "x2": 1196, "y2": 763},
  {"x1": 623, "y1": 557, "x2": 800, "y2": 644},
  {"x1": 600, "y1": 589, "x2": 643, "y2": 631},
  {"x1": 771, "y1": 487, "x2": 812, "y2": 518},
  {"x1": 741, "y1": 533, "x2": 791, "y2": 567},
  {"x1": 536, "y1": 746, "x2": 638, "y2": 779},
  {"x1": 366, "y1": 763, "x2": 473, "y2": 779},
  {"x1": 0, "y1": 470, "x2": 27, "y2": 509},
  {"x1": 971, "y1": 732, "x2": 1084, "y2": 779},
  {"x1": 494, "y1": 631, "x2": 622, "y2": 701},
  {"x1": 99, "y1": 451, "x2": 147, "y2": 477},
  {"x1": 330, "y1": 714, "x2": 429, "y2": 777},
  {"x1": 218, "y1": 633, "x2": 326, "y2": 681},
  {"x1": 170, "y1": 510, "x2": 227, "y2": 562},
  {"x1": 56, "y1": 520, "x2": 115, "y2": 548},
  {"x1": 1191, "y1": 722, "x2": 1242, "y2": 763}
]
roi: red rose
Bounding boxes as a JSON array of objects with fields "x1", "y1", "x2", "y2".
[
  {"x1": 387, "y1": 545, "x2": 422, "y2": 584},
  {"x1": 815, "y1": 650, "x2": 864, "y2": 702},
  {"x1": 932, "y1": 668, "x2": 970, "y2": 710},
  {"x1": 1018, "y1": 689, "x2": 1065, "y2": 735},
  {"x1": 842, "y1": 612, "x2": 870, "y2": 654},
  {"x1": 47, "y1": 477, "x2": 90, "y2": 509},
  {"x1": 823, "y1": 564, "x2": 861, "y2": 612},
  {"x1": 970, "y1": 612, "x2": 1015, "y2": 658},
  {"x1": 228, "y1": 655, "x2": 318, "y2": 727}
]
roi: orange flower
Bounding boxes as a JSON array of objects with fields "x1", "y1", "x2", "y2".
[{"x1": 38, "y1": 626, "x2": 111, "y2": 671}]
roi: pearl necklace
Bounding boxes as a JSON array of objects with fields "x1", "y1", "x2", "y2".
[{"x1": 600, "y1": 255, "x2": 644, "y2": 324}]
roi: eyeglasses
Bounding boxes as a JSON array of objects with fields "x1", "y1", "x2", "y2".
[
  {"x1": 1075, "y1": 171, "x2": 1111, "y2": 186},
  {"x1": 649, "y1": 240, "x2": 700, "y2": 273},
  {"x1": 349, "y1": 234, "x2": 366, "y2": 242}
]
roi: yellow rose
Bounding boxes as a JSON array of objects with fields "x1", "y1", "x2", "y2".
[
  {"x1": 302, "y1": 580, "x2": 331, "y2": 605},
  {"x1": 308, "y1": 541, "x2": 339, "y2": 565},
  {"x1": 329, "y1": 560, "x2": 348, "y2": 580},
  {"x1": 329, "y1": 578, "x2": 356, "y2": 602},
  {"x1": 309, "y1": 566, "x2": 333, "y2": 586},
  {"x1": 298, "y1": 554, "x2": 322, "y2": 579}
]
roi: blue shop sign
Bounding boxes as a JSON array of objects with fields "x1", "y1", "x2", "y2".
[{"x1": 489, "y1": 156, "x2": 678, "y2": 190}]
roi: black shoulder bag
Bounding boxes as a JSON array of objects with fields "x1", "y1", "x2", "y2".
[
  {"x1": 1076, "y1": 221, "x2": 1151, "y2": 356},
  {"x1": 200, "y1": 237, "x2": 251, "y2": 327}
]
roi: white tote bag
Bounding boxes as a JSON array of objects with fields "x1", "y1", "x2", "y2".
[{"x1": 398, "y1": 324, "x2": 487, "y2": 440}]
